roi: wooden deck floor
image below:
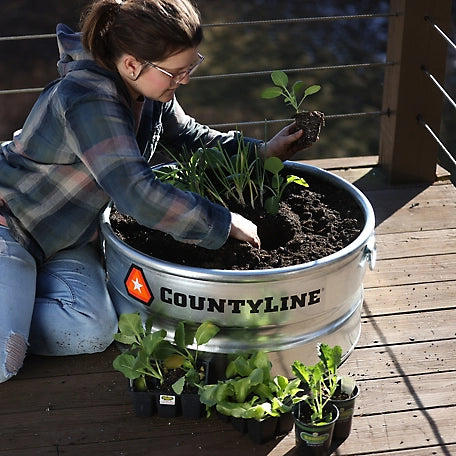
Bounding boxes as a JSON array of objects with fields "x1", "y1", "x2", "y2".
[{"x1": 1, "y1": 157, "x2": 455, "y2": 456}]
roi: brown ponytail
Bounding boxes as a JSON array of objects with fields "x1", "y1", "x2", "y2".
[{"x1": 80, "y1": 0, "x2": 203, "y2": 70}]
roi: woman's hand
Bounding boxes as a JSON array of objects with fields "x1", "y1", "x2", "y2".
[
  {"x1": 229, "y1": 212, "x2": 261, "y2": 248},
  {"x1": 260, "y1": 122, "x2": 313, "y2": 162}
]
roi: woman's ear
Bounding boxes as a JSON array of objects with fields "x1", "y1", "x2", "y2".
[{"x1": 117, "y1": 54, "x2": 143, "y2": 81}]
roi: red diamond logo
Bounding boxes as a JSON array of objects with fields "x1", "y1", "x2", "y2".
[{"x1": 124, "y1": 265, "x2": 153, "y2": 305}]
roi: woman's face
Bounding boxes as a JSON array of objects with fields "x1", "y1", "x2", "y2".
[{"x1": 119, "y1": 47, "x2": 201, "y2": 102}]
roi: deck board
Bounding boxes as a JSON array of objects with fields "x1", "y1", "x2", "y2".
[
  {"x1": 364, "y1": 282, "x2": 456, "y2": 313},
  {"x1": 1, "y1": 157, "x2": 456, "y2": 456},
  {"x1": 374, "y1": 228, "x2": 456, "y2": 258}
]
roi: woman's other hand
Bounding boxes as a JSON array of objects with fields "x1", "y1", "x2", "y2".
[{"x1": 229, "y1": 212, "x2": 260, "y2": 248}]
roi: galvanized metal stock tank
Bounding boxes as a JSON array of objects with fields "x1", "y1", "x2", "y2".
[{"x1": 101, "y1": 162, "x2": 376, "y2": 375}]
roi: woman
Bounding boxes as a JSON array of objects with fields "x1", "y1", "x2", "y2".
[{"x1": 0, "y1": 0, "x2": 306, "y2": 383}]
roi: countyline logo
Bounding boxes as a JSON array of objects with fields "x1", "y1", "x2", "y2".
[{"x1": 160, "y1": 286, "x2": 322, "y2": 314}]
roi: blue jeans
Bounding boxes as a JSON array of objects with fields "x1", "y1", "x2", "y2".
[{"x1": 0, "y1": 226, "x2": 118, "y2": 383}]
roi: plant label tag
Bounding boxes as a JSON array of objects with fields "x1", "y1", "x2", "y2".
[{"x1": 159, "y1": 394, "x2": 176, "y2": 406}]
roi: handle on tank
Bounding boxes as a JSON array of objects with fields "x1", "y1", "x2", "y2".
[{"x1": 361, "y1": 234, "x2": 377, "y2": 270}]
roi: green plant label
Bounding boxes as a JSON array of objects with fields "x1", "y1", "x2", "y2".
[
  {"x1": 337, "y1": 406, "x2": 354, "y2": 421},
  {"x1": 159, "y1": 394, "x2": 176, "y2": 406},
  {"x1": 299, "y1": 431, "x2": 330, "y2": 446}
]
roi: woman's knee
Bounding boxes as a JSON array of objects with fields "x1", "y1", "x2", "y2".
[
  {"x1": 29, "y1": 244, "x2": 119, "y2": 355},
  {"x1": 0, "y1": 331, "x2": 28, "y2": 383},
  {"x1": 30, "y1": 285, "x2": 118, "y2": 355}
]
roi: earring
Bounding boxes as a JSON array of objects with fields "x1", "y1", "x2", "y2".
[{"x1": 131, "y1": 73, "x2": 136, "y2": 79}]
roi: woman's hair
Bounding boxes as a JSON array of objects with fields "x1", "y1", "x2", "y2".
[{"x1": 81, "y1": 0, "x2": 203, "y2": 70}]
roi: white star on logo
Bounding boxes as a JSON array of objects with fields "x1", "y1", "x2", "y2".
[{"x1": 132, "y1": 278, "x2": 143, "y2": 293}]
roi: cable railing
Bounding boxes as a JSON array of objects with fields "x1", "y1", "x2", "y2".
[
  {"x1": 0, "y1": 13, "x2": 392, "y2": 132},
  {"x1": 0, "y1": 61, "x2": 392, "y2": 96},
  {"x1": 202, "y1": 13, "x2": 393, "y2": 28},
  {"x1": 210, "y1": 110, "x2": 388, "y2": 131},
  {"x1": 0, "y1": 33, "x2": 56, "y2": 42},
  {"x1": 420, "y1": 15, "x2": 456, "y2": 174},
  {"x1": 1, "y1": 3, "x2": 453, "y2": 184}
]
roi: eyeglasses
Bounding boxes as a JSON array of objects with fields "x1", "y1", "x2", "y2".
[{"x1": 143, "y1": 52, "x2": 204, "y2": 84}]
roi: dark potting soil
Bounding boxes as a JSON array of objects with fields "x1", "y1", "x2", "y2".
[
  {"x1": 294, "y1": 111, "x2": 325, "y2": 148},
  {"x1": 109, "y1": 175, "x2": 364, "y2": 271},
  {"x1": 331, "y1": 389, "x2": 351, "y2": 401},
  {"x1": 140, "y1": 366, "x2": 204, "y2": 394},
  {"x1": 140, "y1": 368, "x2": 185, "y2": 393}
]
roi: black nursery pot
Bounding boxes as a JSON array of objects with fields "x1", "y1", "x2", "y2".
[
  {"x1": 330, "y1": 384, "x2": 360, "y2": 441},
  {"x1": 128, "y1": 388, "x2": 195, "y2": 419},
  {"x1": 181, "y1": 392, "x2": 205, "y2": 419},
  {"x1": 128, "y1": 362, "x2": 209, "y2": 418},
  {"x1": 247, "y1": 417, "x2": 279, "y2": 444},
  {"x1": 180, "y1": 360, "x2": 210, "y2": 419},
  {"x1": 128, "y1": 381, "x2": 156, "y2": 417},
  {"x1": 128, "y1": 379, "x2": 181, "y2": 418},
  {"x1": 156, "y1": 391, "x2": 181, "y2": 418},
  {"x1": 216, "y1": 410, "x2": 231, "y2": 423},
  {"x1": 229, "y1": 414, "x2": 290, "y2": 443},
  {"x1": 231, "y1": 416, "x2": 248, "y2": 433},
  {"x1": 277, "y1": 411, "x2": 295, "y2": 436},
  {"x1": 293, "y1": 402, "x2": 339, "y2": 456}
]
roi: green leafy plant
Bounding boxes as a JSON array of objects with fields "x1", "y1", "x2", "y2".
[
  {"x1": 263, "y1": 156, "x2": 309, "y2": 214},
  {"x1": 319, "y1": 343, "x2": 357, "y2": 402},
  {"x1": 166, "y1": 320, "x2": 220, "y2": 394},
  {"x1": 291, "y1": 343, "x2": 355, "y2": 425},
  {"x1": 112, "y1": 312, "x2": 175, "y2": 391},
  {"x1": 261, "y1": 70, "x2": 321, "y2": 113},
  {"x1": 199, "y1": 350, "x2": 303, "y2": 421},
  {"x1": 112, "y1": 313, "x2": 219, "y2": 395}
]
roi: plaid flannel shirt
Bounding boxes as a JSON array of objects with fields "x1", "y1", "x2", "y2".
[{"x1": 0, "y1": 24, "x2": 261, "y2": 263}]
